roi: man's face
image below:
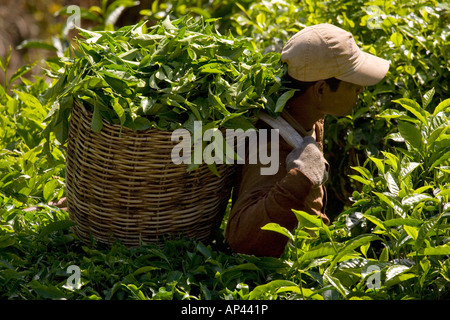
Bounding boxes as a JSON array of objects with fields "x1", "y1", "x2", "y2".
[{"x1": 318, "y1": 81, "x2": 365, "y2": 117}]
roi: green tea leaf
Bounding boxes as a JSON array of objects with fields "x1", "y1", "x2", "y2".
[
  {"x1": 14, "y1": 90, "x2": 43, "y2": 111},
  {"x1": 383, "y1": 273, "x2": 417, "y2": 288},
  {"x1": 415, "y1": 219, "x2": 438, "y2": 250},
  {"x1": 328, "y1": 234, "x2": 381, "y2": 272},
  {"x1": 437, "y1": 188, "x2": 450, "y2": 196},
  {"x1": 385, "y1": 264, "x2": 412, "y2": 281},
  {"x1": 132, "y1": 117, "x2": 152, "y2": 131},
  {"x1": 133, "y1": 266, "x2": 160, "y2": 275},
  {"x1": 390, "y1": 32, "x2": 403, "y2": 47},
  {"x1": 421, "y1": 245, "x2": 450, "y2": 256},
  {"x1": 275, "y1": 286, "x2": 323, "y2": 300},
  {"x1": 384, "y1": 218, "x2": 422, "y2": 227},
  {"x1": 380, "y1": 246, "x2": 389, "y2": 262},
  {"x1": 29, "y1": 280, "x2": 66, "y2": 299},
  {"x1": 123, "y1": 284, "x2": 148, "y2": 300},
  {"x1": 200, "y1": 63, "x2": 224, "y2": 74},
  {"x1": 0, "y1": 235, "x2": 16, "y2": 249},
  {"x1": 409, "y1": 245, "x2": 450, "y2": 256},
  {"x1": 9, "y1": 64, "x2": 33, "y2": 85},
  {"x1": 422, "y1": 88, "x2": 435, "y2": 109},
  {"x1": 161, "y1": 15, "x2": 177, "y2": 31},
  {"x1": 403, "y1": 225, "x2": 418, "y2": 241},
  {"x1": 368, "y1": 156, "x2": 385, "y2": 175},
  {"x1": 373, "y1": 192, "x2": 405, "y2": 217},
  {"x1": 384, "y1": 172, "x2": 399, "y2": 195},
  {"x1": 433, "y1": 98, "x2": 450, "y2": 115},
  {"x1": 349, "y1": 175, "x2": 372, "y2": 186},
  {"x1": 274, "y1": 90, "x2": 295, "y2": 113},
  {"x1": 112, "y1": 98, "x2": 126, "y2": 125},
  {"x1": 350, "y1": 166, "x2": 372, "y2": 180},
  {"x1": 398, "y1": 121, "x2": 424, "y2": 151},
  {"x1": 426, "y1": 123, "x2": 448, "y2": 149},
  {"x1": 393, "y1": 98, "x2": 428, "y2": 125},
  {"x1": 364, "y1": 213, "x2": 386, "y2": 231},
  {"x1": 91, "y1": 104, "x2": 103, "y2": 132},
  {"x1": 430, "y1": 150, "x2": 450, "y2": 170},
  {"x1": 38, "y1": 220, "x2": 75, "y2": 239},
  {"x1": 292, "y1": 209, "x2": 332, "y2": 240},
  {"x1": 401, "y1": 194, "x2": 432, "y2": 208},
  {"x1": 261, "y1": 223, "x2": 294, "y2": 242},
  {"x1": 381, "y1": 152, "x2": 399, "y2": 172},
  {"x1": 300, "y1": 242, "x2": 341, "y2": 261},
  {"x1": 43, "y1": 179, "x2": 59, "y2": 202},
  {"x1": 399, "y1": 162, "x2": 420, "y2": 180},
  {"x1": 323, "y1": 273, "x2": 349, "y2": 297},
  {"x1": 249, "y1": 280, "x2": 297, "y2": 300}
]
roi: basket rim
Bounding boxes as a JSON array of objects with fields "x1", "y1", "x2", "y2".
[{"x1": 74, "y1": 99, "x2": 186, "y2": 136}]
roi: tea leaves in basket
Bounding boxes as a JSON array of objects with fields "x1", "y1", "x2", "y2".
[{"x1": 41, "y1": 16, "x2": 290, "y2": 144}]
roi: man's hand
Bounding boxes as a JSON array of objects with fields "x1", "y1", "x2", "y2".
[{"x1": 286, "y1": 136, "x2": 328, "y2": 187}]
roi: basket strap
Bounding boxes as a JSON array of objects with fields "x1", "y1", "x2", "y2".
[{"x1": 258, "y1": 112, "x2": 304, "y2": 149}]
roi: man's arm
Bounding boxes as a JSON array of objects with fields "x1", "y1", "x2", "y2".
[{"x1": 225, "y1": 144, "x2": 328, "y2": 257}]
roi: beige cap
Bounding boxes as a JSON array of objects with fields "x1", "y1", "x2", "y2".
[{"x1": 281, "y1": 24, "x2": 390, "y2": 86}]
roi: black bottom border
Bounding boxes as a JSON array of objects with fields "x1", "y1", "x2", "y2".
[{"x1": 1, "y1": 299, "x2": 447, "y2": 318}]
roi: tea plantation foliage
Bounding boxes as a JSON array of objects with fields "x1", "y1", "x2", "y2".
[{"x1": 0, "y1": 0, "x2": 449, "y2": 300}]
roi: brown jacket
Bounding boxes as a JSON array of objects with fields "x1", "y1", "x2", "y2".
[{"x1": 225, "y1": 115, "x2": 330, "y2": 257}]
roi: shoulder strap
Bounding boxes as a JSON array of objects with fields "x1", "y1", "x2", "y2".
[{"x1": 258, "y1": 112, "x2": 304, "y2": 149}]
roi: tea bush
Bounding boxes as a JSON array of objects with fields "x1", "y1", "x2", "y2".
[{"x1": 265, "y1": 93, "x2": 450, "y2": 300}]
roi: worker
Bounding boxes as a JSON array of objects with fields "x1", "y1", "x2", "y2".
[{"x1": 225, "y1": 23, "x2": 390, "y2": 257}]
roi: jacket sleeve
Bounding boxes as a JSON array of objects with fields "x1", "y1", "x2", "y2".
[{"x1": 224, "y1": 145, "x2": 329, "y2": 257}]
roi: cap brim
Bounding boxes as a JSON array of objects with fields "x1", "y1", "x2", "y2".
[{"x1": 336, "y1": 52, "x2": 390, "y2": 86}]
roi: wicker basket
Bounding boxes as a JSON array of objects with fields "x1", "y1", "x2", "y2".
[{"x1": 66, "y1": 101, "x2": 234, "y2": 247}]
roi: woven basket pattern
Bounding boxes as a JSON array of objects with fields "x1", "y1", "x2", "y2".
[{"x1": 66, "y1": 101, "x2": 234, "y2": 247}]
